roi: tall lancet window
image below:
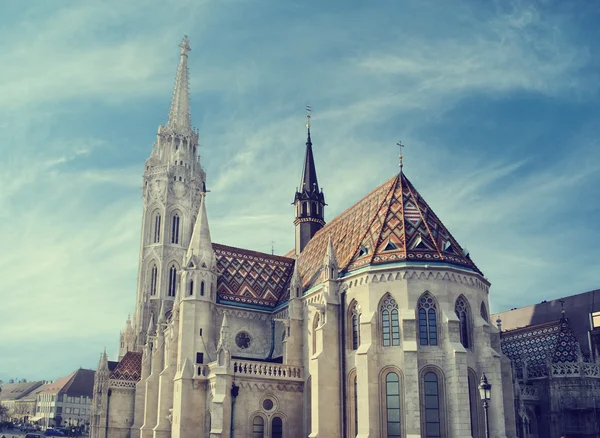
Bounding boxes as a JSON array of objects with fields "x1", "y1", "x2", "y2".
[
  {"x1": 351, "y1": 303, "x2": 361, "y2": 350},
  {"x1": 418, "y1": 293, "x2": 438, "y2": 346},
  {"x1": 171, "y1": 214, "x2": 180, "y2": 244},
  {"x1": 150, "y1": 264, "x2": 158, "y2": 296},
  {"x1": 455, "y1": 297, "x2": 470, "y2": 349},
  {"x1": 422, "y1": 372, "x2": 442, "y2": 438},
  {"x1": 153, "y1": 214, "x2": 161, "y2": 243},
  {"x1": 381, "y1": 295, "x2": 400, "y2": 347},
  {"x1": 385, "y1": 372, "x2": 402, "y2": 438},
  {"x1": 168, "y1": 265, "x2": 177, "y2": 297}
]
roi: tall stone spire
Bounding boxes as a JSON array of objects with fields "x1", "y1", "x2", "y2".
[
  {"x1": 165, "y1": 36, "x2": 192, "y2": 134},
  {"x1": 186, "y1": 190, "x2": 216, "y2": 270},
  {"x1": 294, "y1": 107, "x2": 326, "y2": 255}
]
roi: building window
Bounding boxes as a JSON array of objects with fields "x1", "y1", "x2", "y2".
[
  {"x1": 468, "y1": 370, "x2": 481, "y2": 438},
  {"x1": 418, "y1": 293, "x2": 438, "y2": 346},
  {"x1": 455, "y1": 297, "x2": 470, "y2": 349},
  {"x1": 381, "y1": 295, "x2": 400, "y2": 347},
  {"x1": 189, "y1": 280, "x2": 194, "y2": 296},
  {"x1": 384, "y1": 372, "x2": 401, "y2": 438},
  {"x1": 313, "y1": 312, "x2": 320, "y2": 355},
  {"x1": 480, "y1": 302, "x2": 488, "y2": 322},
  {"x1": 422, "y1": 372, "x2": 442, "y2": 438},
  {"x1": 153, "y1": 214, "x2": 161, "y2": 243},
  {"x1": 168, "y1": 265, "x2": 177, "y2": 297},
  {"x1": 252, "y1": 416, "x2": 264, "y2": 438},
  {"x1": 196, "y1": 352, "x2": 204, "y2": 364},
  {"x1": 351, "y1": 303, "x2": 361, "y2": 350},
  {"x1": 200, "y1": 281, "x2": 205, "y2": 296},
  {"x1": 592, "y1": 311, "x2": 600, "y2": 329},
  {"x1": 272, "y1": 417, "x2": 283, "y2": 438},
  {"x1": 150, "y1": 264, "x2": 158, "y2": 296},
  {"x1": 171, "y1": 214, "x2": 180, "y2": 244}
]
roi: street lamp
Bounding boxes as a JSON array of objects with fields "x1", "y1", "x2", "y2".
[{"x1": 479, "y1": 373, "x2": 492, "y2": 438}]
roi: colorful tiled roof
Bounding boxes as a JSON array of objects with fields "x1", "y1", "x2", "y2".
[
  {"x1": 501, "y1": 321, "x2": 562, "y2": 368},
  {"x1": 297, "y1": 172, "x2": 481, "y2": 289},
  {"x1": 109, "y1": 351, "x2": 142, "y2": 381},
  {"x1": 214, "y1": 243, "x2": 295, "y2": 308}
]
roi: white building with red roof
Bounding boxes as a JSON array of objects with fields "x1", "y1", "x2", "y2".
[{"x1": 91, "y1": 36, "x2": 517, "y2": 438}]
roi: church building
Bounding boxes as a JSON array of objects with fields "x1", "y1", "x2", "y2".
[{"x1": 90, "y1": 36, "x2": 517, "y2": 438}]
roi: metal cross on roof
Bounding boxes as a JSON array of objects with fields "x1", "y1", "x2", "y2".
[
  {"x1": 397, "y1": 140, "x2": 405, "y2": 171},
  {"x1": 306, "y1": 105, "x2": 311, "y2": 129}
]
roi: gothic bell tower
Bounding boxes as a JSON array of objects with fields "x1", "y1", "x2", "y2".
[
  {"x1": 131, "y1": 36, "x2": 206, "y2": 348},
  {"x1": 294, "y1": 108, "x2": 325, "y2": 255}
]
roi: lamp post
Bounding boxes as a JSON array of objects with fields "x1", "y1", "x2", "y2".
[{"x1": 479, "y1": 373, "x2": 492, "y2": 438}]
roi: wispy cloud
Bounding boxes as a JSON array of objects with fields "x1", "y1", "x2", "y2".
[{"x1": 1, "y1": 0, "x2": 599, "y2": 381}]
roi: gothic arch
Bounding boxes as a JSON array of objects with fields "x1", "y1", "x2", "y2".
[
  {"x1": 146, "y1": 259, "x2": 160, "y2": 296},
  {"x1": 248, "y1": 411, "x2": 267, "y2": 438},
  {"x1": 416, "y1": 291, "x2": 439, "y2": 346},
  {"x1": 347, "y1": 299, "x2": 361, "y2": 350},
  {"x1": 455, "y1": 294, "x2": 472, "y2": 349},
  {"x1": 147, "y1": 207, "x2": 164, "y2": 244},
  {"x1": 168, "y1": 208, "x2": 184, "y2": 245},
  {"x1": 467, "y1": 368, "x2": 482, "y2": 438},
  {"x1": 379, "y1": 366, "x2": 405, "y2": 438},
  {"x1": 347, "y1": 368, "x2": 358, "y2": 438},
  {"x1": 480, "y1": 301, "x2": 488, "y2": 323},
  {"x1": 166, "y1": 260, "x2": 180, "y2": 297},
  {"x1": 312, "y1": 312, "x2": 320, "y2": 355},
  {"x1": 379, "y1": 293, "x2": 400, "y2": 347},
  {"x1": 419, "y1": 365, "x2": 447, "y2": 438}
]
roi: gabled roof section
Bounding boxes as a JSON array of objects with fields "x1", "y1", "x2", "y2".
[
  {"x1": 61, "y1": 369, "x2": 95, "y2": 397},
  {"x1": 214, "y1": 243, "x2": 295, "y2": 308},
  {"x1": 297, "y1": 172, "x2": 481, "y2": 289},
  {"x1": 0, "y1": 381, "x2": 44, "y2": 401},
  {"x1": 109, "y1": 351, "x2": 142, "y2": 382}
]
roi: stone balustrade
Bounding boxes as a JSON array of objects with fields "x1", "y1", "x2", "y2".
[
  {"x1": 195, "y1": 364, "x2": 210, "y2": 378},
  {"x1": 232, "y1": 360, "x2": 303, "y2": 381}
]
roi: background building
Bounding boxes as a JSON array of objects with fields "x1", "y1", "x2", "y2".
[
  {"x1": 493, "y1": 289, "x2": 600, "y2": 438},
  {"x1": 0, "y1": 380, "x2": 44, "y2": 423},
  {"x1": 31, "y1": 369, "x2": 95, "y2": 430}
]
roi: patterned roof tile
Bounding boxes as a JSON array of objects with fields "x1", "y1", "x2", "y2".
[
  {"x1": 109, "y1": 351, "x2": 142, "y2": 382},
  {"x1": 297, "y1": 172, "x2": 481, "y2": 289},
  {"x1": 214, "y1": 243, "x2": 295, "y2": 308}
]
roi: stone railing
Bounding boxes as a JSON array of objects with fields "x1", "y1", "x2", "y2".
[
  {"x1": 195, "y1": 364, "x2": 209, "y2": 378},
  {"x1": 520, "y1": 385, "x2": 539, "y2": 400},
  {"x1": 232, "y1": 360, "x2": 303, "y2": 381},
  {"x1": 552, "y1": 362, "x2": 600, "y2": 378},
  {"x1": 146, "y1": 165, "x2": 168, "y2": 177},
  {"x1": 526, "y1": 364, "x2": 548, "y2": 380}
]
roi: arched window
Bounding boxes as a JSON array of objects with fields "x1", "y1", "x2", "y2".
[
  {"x1": 422, "y1": 372, "x2": 442, "y2": 438},
  {"x1": 188, "y1": 280, "x2": 194, "y2": 296},
  {"x1": 468, "y1": 370, "x2": 481, "y2": 438},
  {"x1": 384, "y1": 372, "x2": 401, "y2": 438},
  {"x1": 153, "y1": 214, "x2": 161, "y2": 243},
  {"x1": 312, "y1": 312, "x2": 320, "y2": 355},
  {"x1": 171, "y1": 214, "x2": 180, "y2": 244},
  {"x1": 480, "y1": 302, "x2": 488, "y2": 322},
  {"x1": 272, "y1": 417, "x2": 283, "y2": 438},
  {"x1": 455, "y1": 297, "x2": 470, "y2": 349},
  {"x1": 418, "y1": 293, "x2": 438, "y2": 346},
  {"x1": 252, "y1": 416, "x2": 264, "y2": 438},
  {"x1": 200, "y1": 281, "x2": 205, "y2": 296},
  {"x1": 150, "y1": 264, "x2": 158, "y2": 296},
  {"x1": 381, "y1": 296, "x2": 400, "y2": 347},
  {"x1": 351, "y1": 303, "x2": 361, "y2": 350},
  {"x1": 168, "y1": 265, "x2": 177, "y2": 297}
]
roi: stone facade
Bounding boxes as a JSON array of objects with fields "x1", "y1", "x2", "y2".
[{"x1": 90, "y1": 37, "x2": 517, "y2": 438}]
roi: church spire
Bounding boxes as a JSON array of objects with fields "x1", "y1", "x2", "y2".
[
  {"x1": 294, "y1": 106, "x2": 326, "y2": 255},
  {"x1": 186, "y1": 189, "x2": 216, "y2": 270},
  {"x1": 165, "y1": 36, "x2": 192, "y2": 134}
]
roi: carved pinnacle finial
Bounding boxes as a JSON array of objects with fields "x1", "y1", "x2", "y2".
[
  {"x1": 180, "y1": 35, "x2": 191, "y2": 56},
  {"x1": 397, "y1": 140, "x2": 405, "y2": 171},
  {"x1": 306, "y1": 105, "x2": 311, "y2": 130}
]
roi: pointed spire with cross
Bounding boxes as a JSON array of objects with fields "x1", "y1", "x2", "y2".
[{"x1": 165, "y1": 36, "x2": 192, "y2": 134}]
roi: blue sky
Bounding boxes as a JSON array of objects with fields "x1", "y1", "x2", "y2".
[{"x1": 0, "y1": 0, "x2": 599, "y2": 382}]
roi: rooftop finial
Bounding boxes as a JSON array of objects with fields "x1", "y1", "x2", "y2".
[
  {"x1": 306, "y1": 105, "x2": 311, "y2": 130},
  {"x1": 397, "y1": 141, "x2": 405, "y2": 172}
]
